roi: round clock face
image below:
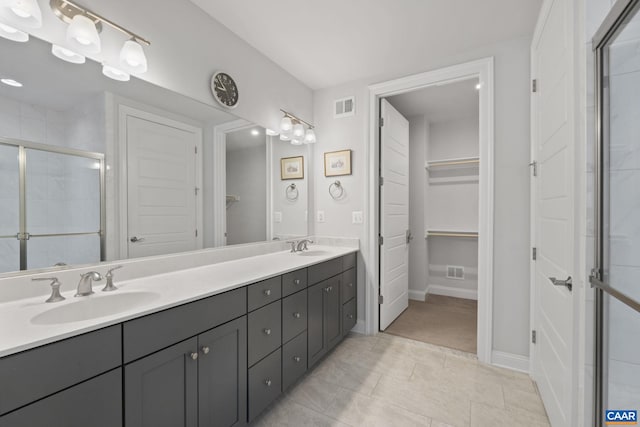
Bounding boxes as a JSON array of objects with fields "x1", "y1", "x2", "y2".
[{"x1": 211, "y1": 72, "x2": 239, "y2": 108}]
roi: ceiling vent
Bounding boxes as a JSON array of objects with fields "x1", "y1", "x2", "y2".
[{"x1": 334, "y1": 96, "x2": 355, "y2": 118}]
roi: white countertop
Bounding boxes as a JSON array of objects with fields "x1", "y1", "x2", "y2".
[{"x1": 0, "y1": 245, "x2": 357, "y2": 358}]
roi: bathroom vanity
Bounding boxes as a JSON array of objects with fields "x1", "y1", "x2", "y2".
[{"x1": 0, "y1": 247, "x2": 358, "y2": 427}]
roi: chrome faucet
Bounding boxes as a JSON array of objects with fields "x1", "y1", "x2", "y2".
[
  {"x1": 76, "y1": 271, "x2": 102, "y2": 297},
  {"x1": 296, "y1": 239, "x2": 314, "y2": 252}
]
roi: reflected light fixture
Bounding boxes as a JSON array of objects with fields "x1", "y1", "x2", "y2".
[
  {"x1": 251, "y1": 129, "x2": 260, "y2": 136},
  {"x1": 1, "y1": 78, "x2": 22, "y2": 87},
  {"x1": 102, "y1": 64, "x2": 130, "y2": 82},
  {"x1": 0, "y1": 0, "x2": 42, "y2": 28},
  {"x1": 0, "y1": 21, "x2": 27, "y2": 41},
  {"x1": 279, "y1": 109, "x2": 316, "y2": 146},
  {"x1": 51, "y1": 44, "x2": 85, "y2": 64},
  {"x1": 66, "y1": 14, "x2": 101, "y2": 54},
  {"x1": 266, "y1": 129, "x2": 279, "y2": 136},
  {"x1": 475, "y1": 82, "x2": 482, "y2": 90},
  {"x1": 119, "y1": 39, "x2": 147, "y2": 74}
]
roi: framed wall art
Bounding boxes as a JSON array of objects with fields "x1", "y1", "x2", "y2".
[
  {"x1": 280, "y1": 156, "x2": 304, "y2": 180},
  {"x1": 324, "y1": 149, "x2": 352, "y2": 177}
]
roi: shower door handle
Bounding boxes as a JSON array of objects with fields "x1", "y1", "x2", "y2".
[{"x1": 130, "y1": 236, "x2": 145, "y2": 243}]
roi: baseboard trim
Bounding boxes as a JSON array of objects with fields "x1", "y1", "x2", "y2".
[
  {"x1": 427, "y1": 284, "x2": 478, "y2": 300},
  {"x1": 492, "y1": 350, "x2": 530, "y2": 373},
  {"x1": 408, "y1": 289, "x2": 427, "y2": 301},
  {"x1": 351, "y1": 319, "x2": 366, "y2": 334}
]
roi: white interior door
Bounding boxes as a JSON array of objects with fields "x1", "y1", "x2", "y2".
[
  {"x1": 531, "y1": 0, "x2": 575, "y2": 425},
  {"x1": 126, "y1": 115, "x2": 200, "y2": 258},
  {"x1": 379, "y1": 99, "x2": 410, "y2": 330}
]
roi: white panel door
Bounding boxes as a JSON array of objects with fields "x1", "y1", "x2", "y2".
[
  {"x1": 379, "y1": 99, "x2": 410, "y2": 330},
  {"x1": 127, "y1": 115, "x2": 199, "y2": 258},
  {"x1": 531, "y1": 0, "x2": 575, "y2": 425}
]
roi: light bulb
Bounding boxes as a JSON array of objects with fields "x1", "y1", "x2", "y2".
[
  {"x1": 66, "y1": 14, "x2": 101, "y2": 54},
  {"x1": 119, "y1": 39, "x2": 148, "y2": 74},
  {"x1": 303, "y1": 129, "x2": 316, "y2": 144},
  {"x1": 0, "y1": 0, "x2": 42, "y2": 28},
  {"x1": 0, "y1": 21, "x2": 27, "y2": 41},
  {"x1": 293, "y1": 123, "x2": 305, "y2": 138},
  {"x1": 102, "y1": 64, "x2": 130, "y2": 82},
  {"x1": 51, "y1": 45, "x2": 85, "y2": 64},
  {"x1": 280, "y1": 116, "x2": 292, "y2": 132}
]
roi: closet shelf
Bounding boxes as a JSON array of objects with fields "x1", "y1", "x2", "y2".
[
  {"x1": 425, "y1": 229, "x2": 479, "y2": 238},
  {"x1": 425, "y1": 156, "x2": 480, "y2": 170},
  {"x1": 428, "y1": 176, "x2": 479, "y2": 185}
]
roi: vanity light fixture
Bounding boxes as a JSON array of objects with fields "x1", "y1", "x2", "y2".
[
  {"x1": 0, "y1": 0, "x2": 43, "y2": 28},
  {"x1": 266, "y1": 129, "x2": 279, "y2": 136},
  {"x1": 0, "y1": 21, "x2": 27, "y2": 41},
  {"x1": 1, "y1": 78, "x2": 23, "y2": 87},
  {"x1": 119, "y1": 39, "x2": 147, "y2": 74},
  {"x1": 102, "y1": 64, "x2": 130, "y2": 82},
  {"x1": 66, "y1": 13, "x2": 101, "y2": 54},
  {"x1": 51, "y1": 44, "x2": 85, "y2": 64},
  {"x1": 279, "y1": 109, "x2": 316, "y2": 145}
]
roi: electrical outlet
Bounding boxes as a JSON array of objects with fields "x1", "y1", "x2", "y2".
[
  {"x1": 352, "y1": 211, "x2": 363, "y2": 224},
  {"x1": 274, "y1": 212, "x2": 282, "y2": 223},
  {"x1": 317, "y1": 210, "x2": 325, "y2": 223}
]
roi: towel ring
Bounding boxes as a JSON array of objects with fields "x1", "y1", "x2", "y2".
[
  {"x1": 286, "y1": 183, "x2": 299, "y2": 201},
  {"x1": 329, "y1": 180, "x2": 344, "y2": 200}
]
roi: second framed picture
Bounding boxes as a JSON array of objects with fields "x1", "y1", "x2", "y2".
[
  {"x1": 324, "y1": 149, "x2": 352, "y2": 177},
  {"x1": 280, "y1": 156, "x2": 304, "y2": 180}
]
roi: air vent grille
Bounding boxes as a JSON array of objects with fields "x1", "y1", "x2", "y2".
[
  {"x1": 334, "y1": 96, "x2": 355, "y2": 118},
  {"x1": 446, "y1": 265, "x2": 465, "y2": 280}
]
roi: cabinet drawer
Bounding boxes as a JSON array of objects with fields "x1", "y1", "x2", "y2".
[
  {"x1": 0, "y1": 368, "x2": 122, "y2": 427},
  {"x1": 282, "y1": 290, "x2": 307, "y2": 344},
  {"x1": 248, "y1": 301, "x2": 282, "y2": 366},
  {"x1": 247, "y1": 276, "x2": 282, "y2": 312},
  {"x1": 343, "y1": 252, "x2": 356, "y2": 270},
  {"x1": 0, "y1": 325, "x2": 121, "y2": 416},
  {"x1": 282, "y1": 268, "x2": 308, "y2": 297},
  {"x1": 248, "y1": 349, "x2": 281, "y2": 422},
  {"x1": 341, "y1": 268, "x2": 356, "y2": 304},
  {"x1": 282, "y1": 331, "x2": 307, "y2": 391},
  {"x1": 123, "y1": 287, "x2": 246, "y2": 363},
  {"x1": 308, "y1": 257, "x2": 342, "y2": 285},
  {"x1": 343, "y1": 298, "x2": 357, "y2": 336}
]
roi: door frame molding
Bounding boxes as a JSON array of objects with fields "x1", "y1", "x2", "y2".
[
  {"x1": 117, "y1": 105, "x2": 204, "y2": 259},
  {"x1": 365, "y1": 57, "x2": 495, "y2": 363}
]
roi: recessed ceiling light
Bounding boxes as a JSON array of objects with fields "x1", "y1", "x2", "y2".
[
  {"x1": 475, "y1": 83, "x2": 482, "y2": 90},
  {"x1": 1, "y1": 78, "x2": 23, "y2": 87},
  {"x1": 251, "y1": 129, "x2": 260, "y2": 136}
]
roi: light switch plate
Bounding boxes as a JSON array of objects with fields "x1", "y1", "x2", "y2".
[
  {"x1": 274, "y1": 212, "x2": 283, "y2": 223},
  {"x1": 352, "y1": 211, "x2": 363, "y2": 224},
  {"x1": 317, "y1": 210, "x2": 325, "y2": 223}
]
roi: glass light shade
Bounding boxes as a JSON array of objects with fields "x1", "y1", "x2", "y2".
[
  {"x1": 66, "y1": 14, "x2": 101, "y2": 54},
  {"x1": 293, "y1": 123, "x2": 305, "y2": 138},
  {"x1": 0, "y1": 21, "x2": 27, "y2": 41},
  {"x1": 51, "y1": 45, "x2": 85, "y2": 64},
  {"x1": 303, "y1": 129, "x2": 317, "y2": 144},
  {"x1": 0, "y1": 0, "x2": 42, "y2": 28},
  {"x1": 279, "y1": 132, "x2": 291, "y2": 141},
  {"x1": 265, "y1": 129, "x2": 279, "y2": 136},
  {"x1": 119, "y1": 40, "x2": 147, "y2": 74},
  {"x1": 280, "y1": 116, "x2": 292, "y2": 132},
  {"x1": 102, "y1": 64, "x2": 130, "y2": 82},
  {"x1": 291, "y1": 138, "x2": 303, "y2": 146}
]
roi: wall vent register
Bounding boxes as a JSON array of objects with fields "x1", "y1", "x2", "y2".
[
  {"x1": 334, "y1": 96, "x2": 355, "y2": 118},
  {"x1": 446, "y1": 265, "x2": 465, "y2": 280}
]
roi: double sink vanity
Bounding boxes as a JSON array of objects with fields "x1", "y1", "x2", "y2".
[{"x1": 0, "y1": 243, "x2": 358, "y2": 427}]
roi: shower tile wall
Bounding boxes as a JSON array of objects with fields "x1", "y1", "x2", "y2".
[{"x1": 0, "y1": 93, "x2": 106, "y2": 273}]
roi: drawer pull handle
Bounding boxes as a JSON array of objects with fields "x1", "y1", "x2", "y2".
[
  {"x1": 348, "y1": 314, "x2": 354, "y2": 319},
  {"x1": 263, "y1": 328, "x2": 272, "y2": 335},
  {"x1": 201, "y1": 346, "x2": 210, "y2": 355},
  {"x1": 264, "y1": 379, "x2": 272, "y2": 387},
  {"x1": 293, "y1": 312, "x2": 301, "y2": 319},
  {"x1": 294, "y1": 279, "x2": 301, "y2": 285},
  {"x1": 324, "y1": 286, "x2": 332, "y2": 293},
  {"x1": 264, "y1": 289, "x2": 272, "y2": 296},
  {"x1": 293, "y1": 356, "x2": 301, "y2": 363},
  {"x1": 189, "y1": 352, "x2": 198, "y2": 361}
]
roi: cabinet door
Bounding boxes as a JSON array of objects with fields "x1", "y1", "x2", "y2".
[
  {"x1": 125, "y1": 338, "x2": 198, "y2": 427},
  {"x1": 308, "y1": 281, "x2": 326, "y2": 367},
  {"x1": 198, "y1": 317, "x2": 247, "y2": 427},
  {"x1": 325, "y1": 275, "x2": 342, "y2": 352}
]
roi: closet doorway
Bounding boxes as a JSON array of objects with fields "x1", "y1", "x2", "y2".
[{"x1": 370, "y1": 58, "x2": 494, "y2": 362}]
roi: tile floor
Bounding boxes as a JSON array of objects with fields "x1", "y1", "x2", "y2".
[{"x1": 251, "y1": 333, "x2": 550, "y2": 427}]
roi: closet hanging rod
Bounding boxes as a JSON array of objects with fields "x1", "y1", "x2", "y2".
[{"x1": 426, "y1": 231, "x2": 479, "y2": 238}]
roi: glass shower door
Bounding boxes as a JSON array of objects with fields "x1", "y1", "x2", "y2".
[{"x1": 0, "y1": 143, "x2": 20, "y2": 273}]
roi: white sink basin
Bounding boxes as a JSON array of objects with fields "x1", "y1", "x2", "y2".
[
  {"x1": 297, "y1": 250, "x2": 332, "y2": 257},
  {"x1": 31, "y1": 291, "x2": 160, "y2": 325}
]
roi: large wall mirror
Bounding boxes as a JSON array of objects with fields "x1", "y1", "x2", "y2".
[{"x1": 0, "y1": 35, "x2": 310, "y2": 276}]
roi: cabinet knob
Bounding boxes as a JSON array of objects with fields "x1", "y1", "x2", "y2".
[
  {"x1": 294, "y1": 279, "x2": 300, "y2": 285},
  {"x1": 264, "y1": 289, "x2": 271, "y2": 296},
  {"x1": 324, "y1": 286, "x2": 332, "y2": 293},
  {"x1": 348, "y1": 314, "x2": 354, "y2": 319},
  {"x1": 293, "y1": 356, "x2": 301, "y2": 363},
  {"x1": 201, "y1": 346, "x2": 210, "y2": 355},
  {"x1": 293, "y1": 312, "x2": 301, "y2": 319},
  {"x1": 189, "y1": 352, "x2": 198, "y2": 361},
  {"x1": 264, "y1": 379, "x2": 272, "y2": 387},
  {"x1": 263, "y1": 328, "x2": 272, "y2": 336}
]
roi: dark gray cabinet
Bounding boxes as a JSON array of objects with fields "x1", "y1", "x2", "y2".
[
  {"x1": 125, "y1": 317, "x2": 247, "y2": 427},
  {"x1": 308, "y1": 275, "x2": 342, "y2": 367}
]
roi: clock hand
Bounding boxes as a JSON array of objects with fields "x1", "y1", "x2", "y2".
[{"x1": 216, "y1": 76, "x2": 227, "y2": 92}]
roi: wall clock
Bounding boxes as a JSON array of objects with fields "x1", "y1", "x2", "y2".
[{"x1": 210, "y1": 71, "x2": 239, "y2": 109}]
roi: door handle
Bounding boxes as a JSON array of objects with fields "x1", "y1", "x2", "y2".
[
  {"x1": 130, "y1": 236, "x2": 145, "y2": 243},
  {"x1": 549, "y1": 276, "x2": 572, "y2": 291}
]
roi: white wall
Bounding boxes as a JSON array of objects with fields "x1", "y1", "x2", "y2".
[
  {"x1": 408, "y1": 116, "x2": 428, "y2": 299},
  {"x1": 26, "y1": 0, "x2": 313, "y2": 133},
  {"x1": 428, "y1": 116, "x2": 480, "y2": 160},
  {"x1": 312, "y1": 36, "x2": 533, "y2": 357}
]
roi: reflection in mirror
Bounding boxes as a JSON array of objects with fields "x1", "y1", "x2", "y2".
[{"x1": 0, "y1": 34, "x2": 309, "y2": 276}]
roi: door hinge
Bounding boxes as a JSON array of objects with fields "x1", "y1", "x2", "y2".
[
  {"x1": 379, "y1": 176, "x2": 384, "y2": 186},
  {"x1": 195, "y1": 187, "x2": 200, "y2": 196},
  {"x1": 378, "y1": 295, "x2": 384, "y2": 305},
  {"x1": 195, "y1": 229, "x2": 198, "y2": 237},
  {"x1": 532, "y1": 79, "x2": 537, "y2": 93},
  {"x1": 532, "y1": 247, "x2": 537, "y2": 261},
  {"x1": 532, "y1": 330, "x2": 537, "y2": 344},
  {"x1": 529, "y1": 161, "x2": 537, "y2": 177},
  {"x1": 379, "y1": 117, "x2": 384, "y2": 127},
  {"x1": 378, "y1": 235, "x2": 384, "y2": 246},
  {"x1": 195, "y1": 146, "x2": 198, "y2": 154}
]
